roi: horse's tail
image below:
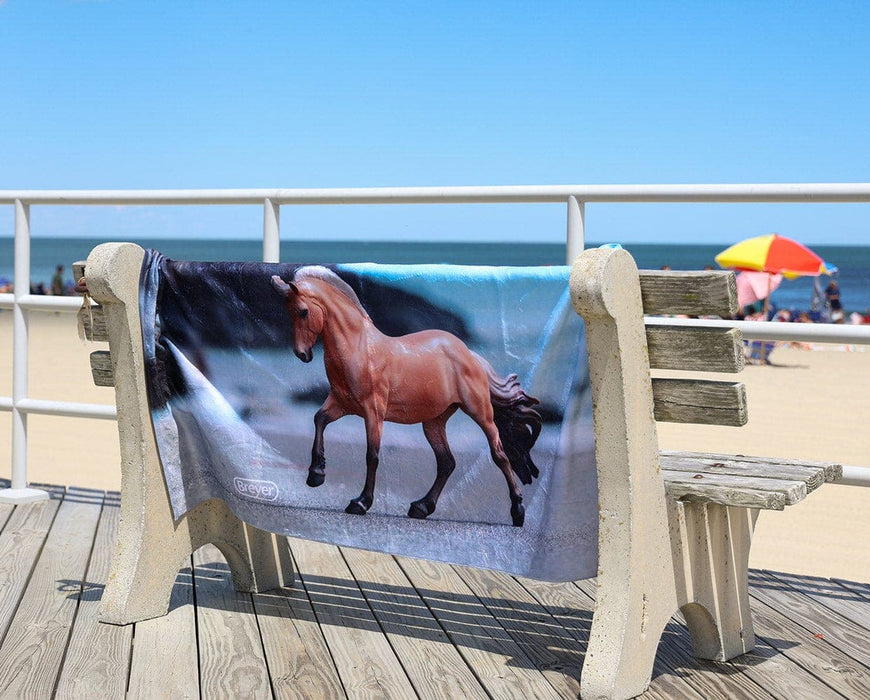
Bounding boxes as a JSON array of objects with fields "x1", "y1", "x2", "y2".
[{"x1": 478, "y1": 356, "x2": 543, "y2": 485}]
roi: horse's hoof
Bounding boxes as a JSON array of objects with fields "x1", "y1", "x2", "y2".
[
  {"x1": 345, "y1": 499, "x2": 369, "y2": 516},
  {"x1": 306, "y1": 470, "x2": 325, "y2": 488},
  {"x1": 511, "y1": 502, "x2": 525, "y2": 527},
  {"x1": 408, "y1": 500, "x2": 434, "y2": 519}
]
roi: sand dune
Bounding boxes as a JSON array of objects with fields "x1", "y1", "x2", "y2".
[{"x1": 1, "y1": 311, "x2": 868, "y2": 581}]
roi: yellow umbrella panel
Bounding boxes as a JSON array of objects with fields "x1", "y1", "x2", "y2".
[{"x1": 715, "y1": 234, "x2": 825, "y2": 278}]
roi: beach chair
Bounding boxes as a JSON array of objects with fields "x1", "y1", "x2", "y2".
[{"x1": 746, "y1": 339, "x2": 776, "y2": 364}]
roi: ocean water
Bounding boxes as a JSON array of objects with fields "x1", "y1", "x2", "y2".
[{"x1": 2, "y1": 237, "x2": 869, "y2": 313}]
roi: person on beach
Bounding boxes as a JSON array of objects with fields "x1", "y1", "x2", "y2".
[
  {"x1": 51, "y1": 265, "x2": 65, "y2": 296},
  {"x1": 825, "y1": 280, "x2": 844, "y2": 322},
  {"x1": 743, "y1": 305, "x2": 775, "y2": 364}
]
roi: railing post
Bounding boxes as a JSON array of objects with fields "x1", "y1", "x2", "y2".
[
  {"x1": 263, "y1": 198, "x2": 280, "y2": 263},
  {"x1": 566, "y1": 195, "x2": 585, "y2": 264},
  {"x1": 0, "y1": 200, "x2": 48, "y2": 503}
]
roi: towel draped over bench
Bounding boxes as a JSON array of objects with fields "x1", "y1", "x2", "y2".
[{"x1": 139, "y1": 250, "x2": 598, "y2": 581}]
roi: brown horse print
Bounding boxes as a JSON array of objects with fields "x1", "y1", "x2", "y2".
[{"x1": 271, "y1": 266, "x2": 543, "y2": 527}]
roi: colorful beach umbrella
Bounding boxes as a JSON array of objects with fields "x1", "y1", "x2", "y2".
[
  {"x1": 735, "y1": 270, "x2": 783, "y2": 308},
  {"x1": 714, "y1": 234, "x2": 826, "y2": 277}
]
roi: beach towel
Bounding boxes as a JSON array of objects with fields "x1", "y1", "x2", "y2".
[{"x1": 139, "y1": 250, "x2": 597, "y2": 582}]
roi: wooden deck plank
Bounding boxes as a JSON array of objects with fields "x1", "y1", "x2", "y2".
[
  {"x1": 728, "y1": 635, "x2": 851, "y2": 699},
  {"x1": 748, "y1": 591, "x2": 870, "y2": 698},
  {"x1": 127, "y1": 563, "x2": 199, "y2": 699},
  {"x1": 193, "y1": 544, "x2": 272, "y2": 699},
  {"x1": 251, "y1": 560, "x2": 346, "y2": 699},
  {"x1": 0, "y1": 488, "x2": 103, "y2": 697},
  {"x1": 454, "y1": 565, "x2": 584, "y2": 697},
  {"x1": 289, "y1": 537, "x2": 417, "y2": 698},
  {"x1": 0, "y1": 503, "x2": 14, "y2": 532},
  {"x1": 749, "y1": 569, "x2": 870, "y2": 667},
  {"x1": 763, "y1": 570, "x2": 870, "y2": 632},
  {"x1": 665, "y1": 597, "x2": 839, "y2": 700},
  {"x1": 54, "y1": 492, "x2": 132, "y2": 699},
  {"x1": 396, "y1": 555, "x2": 562, "y2": 699},
  {"x1": 518, "y1": 577, "x2": 705, "y2": 700},
  {"x1": 513, "y1": 578, "x2": 594, "y2": 646},
  {"x1": 573, "y1": 578, "x2": 774, "y2": 699},
  {"x1": 833, "y1": 578, "x2": 870, "y2": 601},
  {"x1": 0, "y1": 487, "x2": 64, "y2": 645},
  {"x1": 655, "y1": 620, "x2": 773, "y2": 699},
  {"x1": 0, "y1": 481, "x2": 866, "y2": 698},
  {"x1": 340, "y1": 547, "x2": 488, "y2": 698}
]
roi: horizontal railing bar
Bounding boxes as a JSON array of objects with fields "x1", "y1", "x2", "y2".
[
  {"x1": 0, "y1": 294, "x2": 85, "y2": 312},
  {"x1": 839, "y1": 466, "x2": 870, "y2": 488},
  {"x1": 645, "y1": 316, "x2": 870, "y2": 345},
  {"x1": 0, "y1": 397, "x2": 117, "y2": 419},
  {"x1": 2, "y1": 183, "x2": 870, "y2": 206}
]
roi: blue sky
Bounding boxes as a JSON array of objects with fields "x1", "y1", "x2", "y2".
[{"x1": 1, "y1": 1, "x2": 868, "y2": 244}]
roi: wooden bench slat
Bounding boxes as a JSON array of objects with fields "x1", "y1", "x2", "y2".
[
  {"x1": 72, "y1": 261, "x2": 87, "y2": 283},
  {"x1": 89, "y1": 351, "x2": 114, "y2": 387},
  {"x1": 662, "y1": 471, "x2": 807, "y2": 509},
  {"x1": 646, "y1": 326, "x2": 744, "y2": 373},
  {"x1": 681, "y1": 453, "x2": 843, "y2": 483},
  {"x1": 665, "y1": 482, "x2": 787, "y2": 510},
  {"x1": 78, "y1": 305, "x2": 109, "y2": 342},
  {"x1": 659, "y1": 452, "x2": 837, "y2": 494},
  {"x1": 661, "y1": 451, "x2": 842, "y2": 479},
  {"x1": 652, "y1": 378, "x2": 748, "y2": 426},
  {"x1": 639, "y1": 270, "x2": 738, "y2": 317}
]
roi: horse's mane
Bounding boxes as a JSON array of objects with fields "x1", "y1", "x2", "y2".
[{"x1": 292, "y1": 266, "x2": 369, "y2": 317}]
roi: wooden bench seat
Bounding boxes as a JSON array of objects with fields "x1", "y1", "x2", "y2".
[
  {"x1": 74, "y1": 244, "x2": 841, "y2": 699},
  {"x1": 661, "y1": 451, "x2": 840, "y2": 509}
]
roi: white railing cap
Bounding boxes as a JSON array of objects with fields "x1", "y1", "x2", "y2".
[{"x1": 2, "y1": 182, "x2": 870, "y2": 205}]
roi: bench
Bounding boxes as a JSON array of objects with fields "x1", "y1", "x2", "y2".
[{"x1": 75, "y1": 242, "x2": 840, "y2": 699}]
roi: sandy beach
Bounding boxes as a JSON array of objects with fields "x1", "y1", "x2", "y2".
[{"x1": 1, "y1": 311, "x2": 868, "y2": 582}]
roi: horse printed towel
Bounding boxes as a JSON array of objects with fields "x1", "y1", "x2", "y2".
[{"x1": 140, "y1": 251, "x2": 598, "y2": 581}]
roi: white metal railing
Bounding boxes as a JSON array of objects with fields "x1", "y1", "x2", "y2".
[
  {"x1": 2, "y1": 184, "x2": 869, "y2": 500},
  {"x1": 644, "y1": 316, "x2": 870, "y2": 344}
]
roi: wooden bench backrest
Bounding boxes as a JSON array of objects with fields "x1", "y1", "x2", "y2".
[
  {"x1": 76, "y1": 256, "x2": 745, "y2": 428},
  {"x1": 638, "y1": 270, "x2": 746, "y2": 427}
]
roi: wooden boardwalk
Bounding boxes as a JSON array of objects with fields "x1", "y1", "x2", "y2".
[{"x1": 0, "y1": 485, "x2": 867, "y2": 698}]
